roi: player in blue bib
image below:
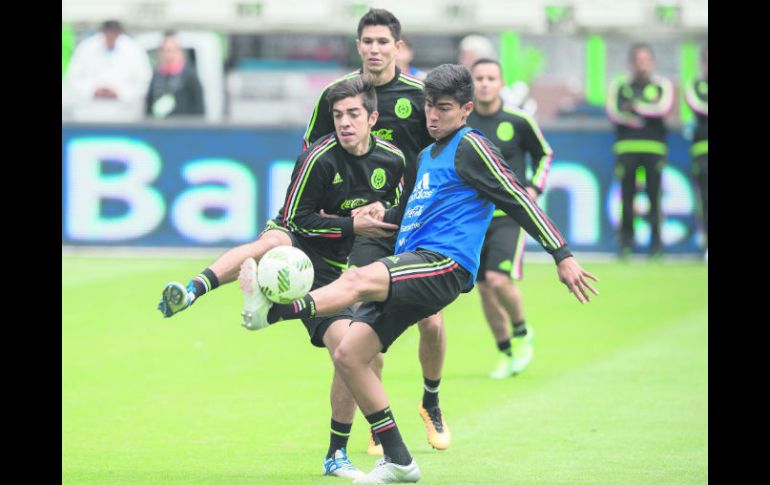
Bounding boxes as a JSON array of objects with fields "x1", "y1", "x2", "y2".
[{"x1": 240, "y1": 64, "x2": 599, "y2": 484}]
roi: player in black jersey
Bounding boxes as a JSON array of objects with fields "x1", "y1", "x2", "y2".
[
  {"x1": 606, "y1": 43, "x2": 674, "y2": 258},
  {"x1": 157, "y1": 77, "x2": 402, "y2": 479},
  {"x1": 684, "y1": 46, "x2": 707, "y2": 258},
  {"x1": 467, "y1": 58, "x2": 554, "y2": 379},
  {"x1": 304, "y1": 8, "x2": 452, "y2": 457}
]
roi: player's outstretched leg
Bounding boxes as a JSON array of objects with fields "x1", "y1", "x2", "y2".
[
  {"x1": 157, "y1": 282, "x2": 193, "y2": 318},
  {"x1": 239, "y1": 258, "x2": 273, "y2": 330}
]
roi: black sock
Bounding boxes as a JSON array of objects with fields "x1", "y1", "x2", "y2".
[
  {"x1": 366, "y1": 407, "x2": 412, "y2": 466},
  {"x1": 422, "y1": 377, "x2": 440, "y2": 410},
  {"x1": 267, "y1": 294, "x2": 316, "y2": 323},
  {"x1": 327, "y1": 419, "x2": 352, "y2": 459},
  {"x1": 512, "y1": 320, "x2": 527, "y2": 337},
  {"x1": 188, "y1": 268, "x2": 220, "y2": 301},
  {"x1": 497, "y1": 339, "x2": 512, "y2": 356},
  {"x1": 371, "y1": 428, "x2": 381, "y2": 445}
]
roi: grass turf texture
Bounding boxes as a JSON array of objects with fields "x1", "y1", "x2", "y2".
[{"x1": 63, "y1": 256, "x2": 707, "y2": 484}]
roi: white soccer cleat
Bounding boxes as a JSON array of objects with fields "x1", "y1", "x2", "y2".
[
  {"x1": 353, "y1": 458, "x2": 422, "y2": 484},
  {"x1": 239, "y1": 258, "x2": 272, "y2": 330}
]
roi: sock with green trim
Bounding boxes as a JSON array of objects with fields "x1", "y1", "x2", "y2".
[
  {"x1": 187, "y1": 268, "x2": 219, "y2": 303},
  {"x1": 327, "y1": 419, "x2": 352, "y2": 459},
  {"x1": 366, "y1": 407, "x2": 412, "y2": 466}
]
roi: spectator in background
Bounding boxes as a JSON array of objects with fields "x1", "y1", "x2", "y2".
[
  {"x1": 395, "y1": 35, "x2": 427, "y2": 80},
  {"x1": 146, "y1": 32, "x2": 205, "y2": 119},
  {"x1": 62, "y1": 20, "x2": 152, "y2": 121},
  {"x1": 606, "y1": 43, "x2": 674, "y2": 259},
  {"x1": 684, "y1": 46, "x2": 708, "y2": 258},
  {"x1": 458, "y1": 34, "x2": 537, "y2": 115}
]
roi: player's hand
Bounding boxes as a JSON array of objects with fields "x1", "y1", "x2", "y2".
[
  {"x1": 319, "y1": 209, "x2": 340, "y2": 218},
  {"x1": 556, "y1": 256, "x2": 599, "y2": 304},
  {"x1": 351, "y1": 201, "x2": 386, "y2": 220},
  {"x1": 526, "y1": 187, "x2": 538, "y2": 200},
  {"x1": 353, "y1": 214, "x2": 398, "y2": 238}
]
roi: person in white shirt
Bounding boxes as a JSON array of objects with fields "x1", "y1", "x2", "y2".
[{"x1": 62, "y1": 20, "x2": 152, "y2": 122}]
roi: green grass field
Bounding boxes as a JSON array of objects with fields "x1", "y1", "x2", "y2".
[{"x1": 62, "y1": 255, "x2": 707, "y2": 484}]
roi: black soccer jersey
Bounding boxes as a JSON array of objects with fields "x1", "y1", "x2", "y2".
[
  {"x1": 685, "y1": 77, "x2": 708, "y2": 144},
  {"x1": 467, "y1": 105, "x2": 553, "y2": 195},
  {"x1": 303, "y1": 67, "x2": 433, "y2": 200},
  {"x1": 606, "y1": 74, "x2": 674, "y2": 152},
  {"x1": 274, "y1": 133, "x2": 406, "y2": 265}
]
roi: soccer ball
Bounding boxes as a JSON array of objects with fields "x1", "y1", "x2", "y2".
[{"x1": 257, "y1": 246, "x2": 314, "y2": 304}]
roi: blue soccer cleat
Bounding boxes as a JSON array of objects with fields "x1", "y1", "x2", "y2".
[
  {"x1": 158, "y1": 281, "x2": 193, "y2": 318},
  {"x1": 323, "y1": 448, "x2": 365, "y2": 479}
]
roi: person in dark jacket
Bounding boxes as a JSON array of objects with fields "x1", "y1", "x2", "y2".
[{"x1": 146, "y1": 31, "x2": 204, "y2": 118}]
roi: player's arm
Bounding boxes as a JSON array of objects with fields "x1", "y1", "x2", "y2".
[
  {"x1": 685, "y1": 80, "x2": 708, "y2": 116},
  {"x1": 383, "y1": 148, "x2": 407, "y2": 210},
  {"x1": 518, "y1": 113, "x2": 553, "y2": 195},
  {"x1": 280, "y1": 146, "x2": 355, "y2": 238},
  {"x1": 456, "y1": 132, "x2": 570, "y2": 262},
  {"x1": 457, "y1": 132, "x2": 598, "y2": 302},
  {"x1": 301, "y1": 88, "x2": 336, "y2": 151},
  {"x1": 632, "y1": 75, "x2": 675, "y2": 118},
  {"x1": 605, "y1": 76, "x2": 643, "y2": 128}
]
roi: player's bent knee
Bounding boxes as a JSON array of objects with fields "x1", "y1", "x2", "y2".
[
  {"x1": 332, "y1": 345, "x2": 357, "y2": 374},
  {"x1": 254, "y1": 230, "x2": 291, "y2": 258},
  {"x1": 339, "y1": 266, "x2": 381, "y2": 299},
  {"x1": 418, "y1": 313, "x2": 443, "y2": 335},
  {"x1": 486, "y1": 271, "x2": 513, "y2": 290},
  {"x1": 341, "y1": 263, "x2": 390, "y2": 301}
]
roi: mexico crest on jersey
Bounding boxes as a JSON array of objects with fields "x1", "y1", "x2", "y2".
[
  {"x1": 371, "y1": 168, "x2": 386, "y2": 189},
  {"x1": 395, "y1": 98, "x2": 412, "y2": 119}
]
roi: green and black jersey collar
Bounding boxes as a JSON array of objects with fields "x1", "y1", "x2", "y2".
[{"x1": 333, "y1": 133, "x2": 378, "y2": 160}]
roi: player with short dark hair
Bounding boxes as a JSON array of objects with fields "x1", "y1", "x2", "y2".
[
  {"x1": 240, "y1": 63, "x2": 599, "y2": 483},
  {"x1": 304, "y1": 7, "x2": 453, "y2": 461},
  {"x1": 158, "y1": 76, "x2": 405, "y2": 479},
  {"x1": 468, "y1": 58, "x2": 554, "y2": 378}
]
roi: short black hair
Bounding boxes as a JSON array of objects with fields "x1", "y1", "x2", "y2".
[
  {"x1": 470, "y1": 58, "x2": 502, "y2": 72},
  {"x1": 101, "y1": 20, "x2": 123, "y2": 33},
  {"x1": 424, "y1": 64, "x2": 474, "y2": 106},
  {"x1": 326, "y1": 75, "x2": 378, "y2": 116},
  {"x1": 357, "y1": 8, "x2": 401, "y2": 41},
  {"x1": 629, "y1": 42, "x2": 654, "y2": 60}
]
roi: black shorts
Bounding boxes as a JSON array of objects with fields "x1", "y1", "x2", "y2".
[
  {"x1": 262, "y1": 222, "x2": 353, "y2": 348},
  {"x1": 352, "y1": 249, "x2": 469, "y2": 352},
  {"x1": 477, "y1": 217, "x2": 526, "y2": 282},
  {"x1": 347, "y1": 235, "x2": 396, "y2": 268}
]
